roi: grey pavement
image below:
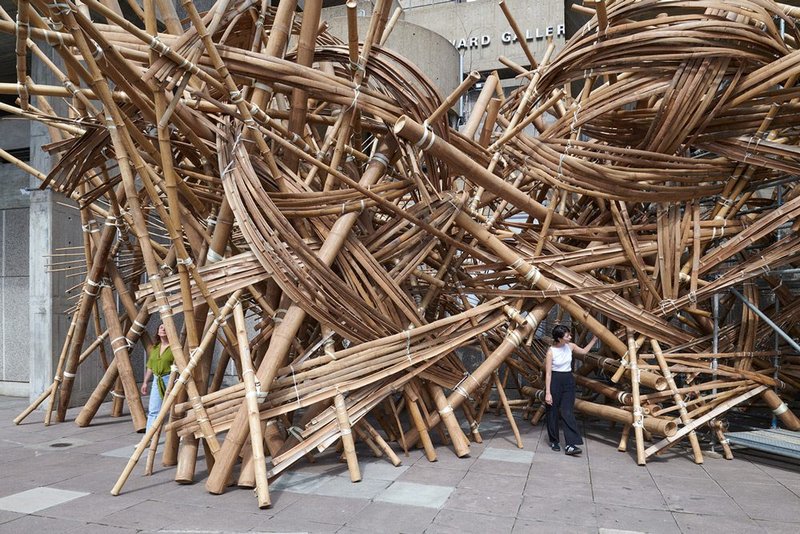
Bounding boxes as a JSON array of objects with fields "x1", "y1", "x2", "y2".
[{"x1": 0, "y1": 396, "x2": 799, "y2": 533}]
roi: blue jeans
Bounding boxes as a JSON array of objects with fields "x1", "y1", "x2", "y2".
[{"x1": 146, "y1": 375, "x2": 169, "y2": 432}]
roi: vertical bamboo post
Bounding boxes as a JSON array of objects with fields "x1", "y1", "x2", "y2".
[
  {"x1": 627, "y1": 330, "x2": 646, "y2": 465},
  {"x1": 404, "y1": 386, "x2": 436, "y2": 461},
  {"x1": 234, "y1": 300, "x2": 270, "y2": 508},
  {"x1": 334, "y1": 393, "x2": 361, "y2": 482}
]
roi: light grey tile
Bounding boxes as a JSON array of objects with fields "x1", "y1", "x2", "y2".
[
  {"x1": 479, "y1": 447, "x2": 534, "y2": 464},
  {"x1": 314, "y1": 475, "x2": 390, "y2": 500},
  {"x1": 0, "y1": 487, "x2": 89, "y2": 514},
  {"x1": 270, "y1": 471, "x2": 334, "y2": 494},
  {"x1": 376, "y1": 481, "x2": 454, "y2": 509},
  {"x1": 336, "y1": 458, "x2": 409, "y2": 481},
  {"x1": 397, "y1": 465, "x2": 465, "y2": 487}
]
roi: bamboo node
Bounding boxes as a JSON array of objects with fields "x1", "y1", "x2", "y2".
[{"x1": 110, "y1": 391, "x2": 124, "y2": 399}]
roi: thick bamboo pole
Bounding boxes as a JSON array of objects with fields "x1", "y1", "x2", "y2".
[{"x1": 233, "y1": 301, "x2": 270, "y2": 508}]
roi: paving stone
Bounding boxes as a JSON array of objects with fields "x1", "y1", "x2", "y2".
[
  {"x1": 457, "y1": 470, "x2": 526, "y2": 494},
  {"x1": 63, "y1": 523, "x2": 139, "y2": 534},
  {"x1": 337, "y1": 458, "x2": 409, "y2": 481},
  {"x1": 314, "y1": 475, "x2": 391, "y2": 500},
  {"x1": 595, "y1": 503, "x2": 680, "y2": 534},
  {"x1": 95, "y1": 499, "x2": 191, "y2": 531},
  {"x1": 478, "y1": 446, "x2": 534, "y2": 464},
  {"x1": 468, "y1": 458, "x2": 530, "y2": 477},
  {"x1": 592, "y1": 482, "x2": 668, "y2": 511},
  {"x1": 269, "y1": 471, "x2": 334, "y2": 494},
  {"x1": 271, "y1": 494, "x2": 369, "y2": 527},
  {"x1": 512, "y1": 518, "x2": 596, "y2": 533},
  {"x1": 662, "y1": 492, "x2": 749, "y2": 518},
  {"x1": 652, "y1": 473, "x2": 725, "y2": 497},
  {"x1": 429, "y1": 508, "x2": 515, "y2": 534},
  {"x1": 443, "y1": 487, "x2": 523, "y2": 518},
  {"x1": 736, "y1": 499, "x2": 800, "y2": 523},
  {"x1": 0, "y1": 514, "x2": 83, "y2": 534},
  {"x1": 376, "y1": 481, "x2": 454, "y2": 509},
  {"x1": 0, "y1": 510, "x2": 22, "y2": 526},
  {"x1": 753, "y1": 519, "x2": 800, "y2": 533},
  {"x1": 673, "y1": 511, "x2": 765, "y2": 533},
  {"x1": 397, "y1": 465, "x2": 466, "y2": 487},
  {"x1": 343, "y1": 501, "x2": 437, "y2": 533},
  {"x1": 517, "y1": 495, "x2": 596, "y2": 528},
  {"x1": 411, "y1": 450, "x2": 476, "y2": 471},
  {"x1": 249, "y1": 515, "x2": 339, "y2": 533},
  {"x1": 0, "y1": 487, "x2": 89, "y2": 514}
]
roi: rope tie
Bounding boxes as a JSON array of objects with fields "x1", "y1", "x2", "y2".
[
  {"x1": 370, "y1": 152, "x2": 390, "y2": 167},
  {"x1": 405, "y1": 329, "x2": 413, "y2": 363},
  {"x1": 63, "y1": 371, "x2": 76, "y2": 378},
  {"x1": 177, "y1": 257, "x2": 194, "y2": 267},
  {"x1": 206, "y1": 249, "x2": 224, "y2": 263},
  {"x1": 229, "y1": 90, "x2": 244, "y2": 104},
  {"x1": 632, "y1": 408, "x2": 644, "y2": 428},
  {"x1": 415, "y1": 124, "x2": 436, "y2": 151},
  {"x1": 149, "y1": 36, "x2": 170, "y2": 56},
  {"x1": 47, "y1": 2, "x2": 72, "y2": 15},
  {"x1": 506, "y1": 329, "x2": 523, "y2": 347},
  {"x1": 345, "y1": 84, "x2": 362, "y2": 113},
  {"x1": 453, "y1": 372, "x2": 472, "y2": 399}
]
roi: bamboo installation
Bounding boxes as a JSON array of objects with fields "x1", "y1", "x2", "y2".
[{"x1": 4, "y1": 0, "x2": 800, "y2": 509}]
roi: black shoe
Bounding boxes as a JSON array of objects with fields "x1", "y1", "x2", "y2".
[
  {"x1": 565, "y1": 445, "x2": 582, "y2": 456},
  {"x1": 550, "y1": 442, "x2": 560, "y2": 452}
]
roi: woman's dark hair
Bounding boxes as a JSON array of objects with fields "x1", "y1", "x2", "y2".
[{"x1": 552, "y1": 325, "x2": 570, "y2": 342}]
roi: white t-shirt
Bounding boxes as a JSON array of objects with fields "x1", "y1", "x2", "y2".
[{"x1": 551, "y1": 344, "x2": 573, "y2": 372}]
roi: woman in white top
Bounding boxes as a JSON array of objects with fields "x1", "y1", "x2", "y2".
[{"x1": 545, "y1": 325, "x2": 597, "y2": 455}]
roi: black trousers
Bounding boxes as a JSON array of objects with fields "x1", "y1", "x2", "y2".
[{"x1": 546, "y1": 371, "x2": 583, "y2": 446}]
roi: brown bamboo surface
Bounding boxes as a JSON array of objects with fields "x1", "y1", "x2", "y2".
[{"x1": 5, "y1": 0, "x2": 800, "y2": 508}]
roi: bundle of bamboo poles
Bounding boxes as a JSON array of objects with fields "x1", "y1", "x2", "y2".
[{"x1": 4, "y1": 0, "x2": 800, "y2": 509}]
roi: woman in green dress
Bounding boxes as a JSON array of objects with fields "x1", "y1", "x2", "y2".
[{"x1": 140, "y1": 323, "x2": 174, "y2": 431}]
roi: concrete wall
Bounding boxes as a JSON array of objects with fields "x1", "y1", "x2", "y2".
[
  {"x1": 323, "y1": 15, "x2": 460, "y2": 98},
  {"x1": 402, "y1": 0, "x2": 566, "y2": 73},
  {"x1": 0, "y1": 120, "x2": 31, "y2": 395}
]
